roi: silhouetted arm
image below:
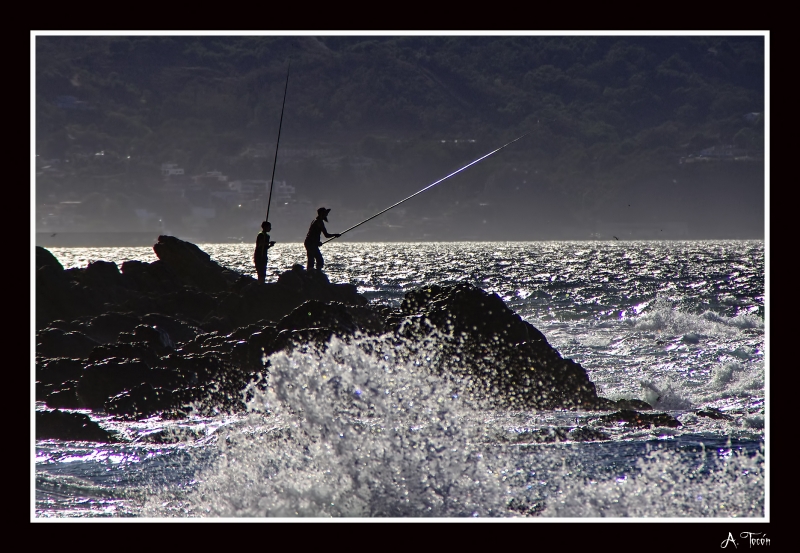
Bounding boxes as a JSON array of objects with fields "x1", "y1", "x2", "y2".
[{"x1": 321, "y1": 222, "x2": 337, "y2": 238}]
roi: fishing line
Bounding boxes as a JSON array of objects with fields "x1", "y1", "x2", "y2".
[
  {"x1": 321, "y1": 132, "x2": 529, "y2": 245},
  {"x1": 265, "y1": 63, "x2": 290, "y2": 222}
]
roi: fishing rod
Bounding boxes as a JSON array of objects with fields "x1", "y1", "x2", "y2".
[
  {"x1": 265, "y1": 63, "x2": 290, "y2": 222},
  {"x1": 321, "y1": 132, "x2": 529, "y2": 245}
]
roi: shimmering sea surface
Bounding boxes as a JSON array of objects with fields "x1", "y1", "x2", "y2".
[{"x1": 35, "y1": 240, "x2": 766, "y2": 519}]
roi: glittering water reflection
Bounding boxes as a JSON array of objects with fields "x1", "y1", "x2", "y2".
[{"x1": 39, "y1": 240, "x2": 765, "y2": 518}]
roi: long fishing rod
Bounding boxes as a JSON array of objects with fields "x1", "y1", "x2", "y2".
[
  {"x1": 321, "y1": 132, "x2": 529, "y2": 245},
  {"x1": 265, "y1": 63, "x2": 290, "y2": 222}
]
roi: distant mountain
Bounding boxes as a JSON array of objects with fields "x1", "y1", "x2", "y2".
[{"x1": 34, "y1": 34, "x2": 765, "y2": 241}]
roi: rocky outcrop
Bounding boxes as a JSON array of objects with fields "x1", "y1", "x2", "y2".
[
  {"x1": 35, "y1": 235, "x2": 367, "y2": 333},
  {"x1": 388, "y1": 283, "x2": 600, "y2": 409},
  {"x1": 36, "y1": 409, "x2": 119, "y2": 442},
  {"x1": 152, "y1": 235, "x2": 238, "y2": 293},
  {"x1": 35, "y1": 237, "x2": 678, "y2": 442},
  {"x1": 596, "y1": 409, "x2": 681, "y2": 428}
]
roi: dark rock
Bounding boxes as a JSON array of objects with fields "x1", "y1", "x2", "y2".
[
  {"x1": 201, "y1": 315, "x2": 235, "y2": 335},
  {"x1": 131, "y1": 324, "x2": 175, "y2": 354},
  {"x1": 276, "y1": 265, "x2": 305, "y2": 292},
  {"x1": 273, "y1": 327, "x2": 336, "y2": 353},
  {"x1": 36, "y1": 266, "x2": 102, "y2": 330},
  {"x1": 246, "y1": 328, "x2": 280, "y2": 368},
  {"x1": 275, "y1": 266, "x2": 367, "y2": 306},
  {"x1": 120, "y1": 259, "x2": 182, "y2": 293},
  {"x1": 597, "y1": 409, "x2": 681, "y2": 428},
  {"x1": 141, "y1": 313, "x2": 203, "y2": 343},
  {"x1": 590, "y1": 397, "x2": 654, "y2": 411},
  {"x1": 277, "y1": 300, "x2": 359, "y2": 335},
  {"x1": 76, "y1": 358, "x2": 158, "y2": 409},
  {"x1": 501, "y1": 427, "x2": 570, "y2": 443},
  {"x1": 36, "y1": 246, "x2": 65, "y2": 271},
  {"x1": 79, "y1": 312, "x2": 142, "y2": 344},
  {"x1": 153, "y1": 235, "x2": 237, "y2": 293},
  {"x1": 43, "y1": 383, "x2": 83, "y2": 409},
  {"x1": 158, "y1": 287, "x2": 219, "y2": 322},
  {"x1": 697, "y1": 407, "x2": 733, "y2": 420},
  {"x1": 344, "y1": 305, "x2": 391, "y2": 335},
  {"x1": 36, "y1": 328, "x2": 100, "y2": 359},
  {"x1": 390, "y1": 283, "x2": 599, "y2": 410},
  {"x1": 36, "y1": 357, "x2": 86, "y2": 386},
  {"x1": 205, "y1": 282, "x2": 303, "y2": 328},
  {"x1": 227, "y1": 322, "x2": 268, "y2": 341},
  {"x1": 87, "y1": 341, "x2": 160, "y2": 366},
  {"x1": 36, "y1": 409, "x2": 118, "y2": 442},
  {"x1": 105, "y1": 383, "x2": 185, "y2": 419},
  {"x1": 157, "y1": 351, "x2": 228, "y2": 385},
  {"x1": 568, "y1": 426, "x2": 612, "y2": 441},
  {"x1": 81, "y1": 260, "x2": 123, "y2": 289}
]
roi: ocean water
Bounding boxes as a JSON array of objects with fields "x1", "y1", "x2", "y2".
[{"x1": 33, "y1": 240, "x2": 766, "y2": 519}]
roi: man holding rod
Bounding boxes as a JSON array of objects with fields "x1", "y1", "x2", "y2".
[{"x1": 304, "y1": 207, "x2": 340, "y2": 273}]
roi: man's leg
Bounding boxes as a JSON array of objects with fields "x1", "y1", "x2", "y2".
[
  {"x1": 315, "y1": 249, "x2": 324, "y2": 271},
  {"x1": 305, "y1": 245, "x2": 315, "y2": 271}
]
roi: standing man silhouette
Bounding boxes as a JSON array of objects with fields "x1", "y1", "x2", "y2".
[
  {"x1": 254, "y1": 220, "x2": 275, "y2": 284},
  {"x1": 304, "y1": 207, "x2": 340, "y2": 272}
]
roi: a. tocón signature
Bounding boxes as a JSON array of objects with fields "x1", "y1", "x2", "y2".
[{"x1": 721, "y1": 532, "x2": 771, "y2": 548}]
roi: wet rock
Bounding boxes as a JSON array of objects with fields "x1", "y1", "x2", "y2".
[
  {"x1": 36, "y1": 270, "x2": 103, "y2": 331},
  {"x1": 502, "y1": 427, "x2": 570, "y2": 443},
  {"x1": 128, "y1": 324, "x2": 175, "y2": 354},
  {"x1": 42, "y1": 383, "x2": 82, "y2": 409},
  {"x1": 76, "y1": 358, "x2": 160, "y2": 409},
  {"x1": 105, "y1": 383, "x2": 185, "y2": 419},
  {"x1": 87, "y1": 341, "x2": 160, "y2": 366},
  {"x1": 141, "y1": 313, "x2": 203, "y2": 344},
  {"x1": 568, "y1": 426, "x2": 612, "y2": 441},
  {"x1": 36, "y1": 358, "x2": 86, "y2": 387},
  {"x1": 277, "y1": 300, "x2": 359, "y2": 335},
  {"x1": 611, "y1": 398, "x2": 653, "y2": 411},
  {"x1": 157, "y1": 351, "x2": 229, "y2": 386},
  {"x1": 200, "y1": 314, "x2": 235, "y2": 335},
  {"x1": 36, "y1": 328, "x2": 100, "y2": 360},
  {"x1": 246, "y1": 327, "x2": 280, "y2": 368},
  {"x1": 697, "y1": 407, "x2": 734, "y2": 420},
  {"x1": 596, "y1": 409, "x2": 681, "y2": 428},
  {"x1": 391, "y1": 283, "x2": 600, "y2": 410},
  {"x1": 273, "y1": 327, "x2": 337, "y2": 353},
  {"x1": 79, "y1": 312, "x2": 143, "y2": 344},
  {"x1": 158, "y1": 287, "x2": 219, "y2": 323},
  {"x1": 589, "y1": 397, "x2": 654, "y2": 411},
  {"x1": 36, "y1": 409, "x2": 118, "y2": 442}
]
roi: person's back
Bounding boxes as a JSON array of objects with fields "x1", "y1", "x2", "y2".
[
  {"x1": 305, "y1": 217, "x2": 325, "y2": 246},
  {"x1": 254, "y1": 230, "x2": 268, "y2": 260}
]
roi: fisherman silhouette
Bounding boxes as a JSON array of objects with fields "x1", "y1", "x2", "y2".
[
  {"x1": 304, "y1": 207, "x2": 340, "y2": 272},
  {"x1": 254, "y1": 220, "x2": 275, "y2": 284}
]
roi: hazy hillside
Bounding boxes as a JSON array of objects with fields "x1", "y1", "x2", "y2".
[{"x1": 34, "y1": 34, "x2": 765, "y2": 242}]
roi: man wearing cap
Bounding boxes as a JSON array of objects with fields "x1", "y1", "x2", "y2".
[
  {"x1": 254, "y1": 220, "x2": 275, "y2": 284},
  {"x1": 304, "y1": 207, "x2": 341, "y2": 272}
]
